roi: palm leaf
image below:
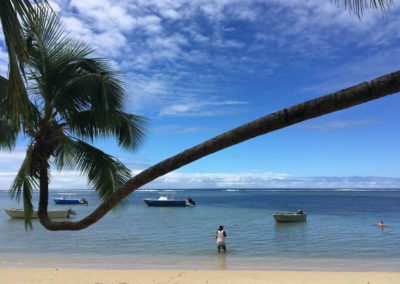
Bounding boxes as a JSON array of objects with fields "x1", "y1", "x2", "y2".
[
  {"x1": 0, "y1": 118, "x2": 18, "y2": 150},
  {"x1": 9, "y1": 144, "x2": 38, "y2": 230},
  {"x1": 53, "y1": 58, "x2": 126, "y2": 120},
  {"x1": 67, "y1": 110, "x2": 148, "y2": 151},
  {"x1": 334, "y1": 0, "x2": 394, "y2": 16},
  {"x1": 0, "y1": 1, "x2": 39, "y2": 124},
  {"x1": 54, "y1": 137, "x2": 131, "y2": 201},
  {"x1": 0, "y1": 77, "x2": 19, "y2": 149},
  {"x1": 23, "y1": 177, "x2": 34, "y2": 230},
  {"x1": 9, "y1": 144, "x2": 36, "y2": 200},
  {"x1": 0, "y1": 75, "x2": 8, "y2": 99}
]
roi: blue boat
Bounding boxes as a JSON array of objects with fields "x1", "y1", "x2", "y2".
[
  {"x1": 53, "y1": 196, "x2": 88, "y2": 205},
  {"x1": 143, "y1": 194, "x2": 195, "y2": 207}
]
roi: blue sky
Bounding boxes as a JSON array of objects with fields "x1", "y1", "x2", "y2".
[{"x1": 1, "y1": 0, "x2": 400, "y2": 189}]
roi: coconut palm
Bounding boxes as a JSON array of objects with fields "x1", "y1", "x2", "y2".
[{"x1": 0, "y1": 7, "x2": 147, "y2": 230}]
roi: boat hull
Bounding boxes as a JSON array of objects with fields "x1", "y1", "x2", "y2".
[
  {"x1": 4, "y1": 208, "x2": 71, "y2": 219},
  {"x1": 273, "y1": 213, "x2": 307, "y2": 222},
  {"x1": 143, "y1": 199, "x2": 188, "y2": 207},
  {"x1": 53, "y1": 199, "x2": 84, "y2": 205}
]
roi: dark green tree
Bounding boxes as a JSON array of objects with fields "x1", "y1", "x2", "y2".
[{"x1": 0, "y1": 8, "x2": 147, "y2": 229}]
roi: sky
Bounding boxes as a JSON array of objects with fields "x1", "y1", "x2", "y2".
[{"x1": 1, "y1": 0, "x2": 400, "y2": 189}]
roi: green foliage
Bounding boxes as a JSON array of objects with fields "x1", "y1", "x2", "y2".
[
  {"x1": 54, "y1": 137, "x2": 132, "y2": 201},
  {"x1": 0, "y1": 1, "x2": 42, "y2": 125},
  {"x1": 2, "y1": 7, "x2": 147, "y2": 229},
  {"x1": 0, "y1": 77, "x2": 19, "y2": 150},
  {"x1": 9, "y1": 145, "x2": 38, "y2": 230}
]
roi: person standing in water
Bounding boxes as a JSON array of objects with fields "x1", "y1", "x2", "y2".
[{"x1": 216, "y1": 225, "x2": 227, "y2": 253}]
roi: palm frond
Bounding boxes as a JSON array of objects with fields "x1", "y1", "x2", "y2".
[
  {"x1": 54, "y1": 137, "x2": 131, "y2": 201},
  {"x1": 112, "y1": 113, "x2": 148, "y2": 151},
  {"x1": 0, "y1": 76, "x2": 19, "y2": 150},
  {"x1": 0, "y1": 118, "x2": 19, "y2": 150},
  {"x1": 9, "y1": 144, "x2": 38, "y2": 230},
  {"x1": 23, "y1": 178, "x2": 34, "y2": 230},
  {"x1": 334, "y1": 0, "x2": 394, "y2": 16},
  {"x1": 0, "y1": 75, "x2": 7, "y2": 100},
  {"x1": 67, "y1": 110, "x2": 148, "y2": 151},
  {"x1": 0, "y1": 0, "x2": 30, "y2": 74},
  {"x1": 54, "y1": 58, "x2": 125, "y2": 119},
  {"x1": 0, "y1": 1, "x2": 40, "y2": 124},
  {"x1": 23, "y1": 7, "x2": 94, "y2": 108},
  {"x1": 9, "y1": 144, "x2": 37, "y2": 201}
]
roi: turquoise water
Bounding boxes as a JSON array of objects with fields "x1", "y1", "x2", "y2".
[{"x1": 0, "y1": 188, "x2": 399, "y2": 271}]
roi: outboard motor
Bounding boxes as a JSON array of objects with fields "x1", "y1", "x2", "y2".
[{"x1": 187, "y1": 197, "x2": 196, "y2": 206}]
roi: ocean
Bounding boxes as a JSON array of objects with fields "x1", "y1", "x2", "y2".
[{"x1": 0, "y1": 188, "x2": 399, "y2": 271}]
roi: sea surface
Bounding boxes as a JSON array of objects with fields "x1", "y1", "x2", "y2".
[{"x1": 0, "y1": 188, "x2": 399, "y2": 271}]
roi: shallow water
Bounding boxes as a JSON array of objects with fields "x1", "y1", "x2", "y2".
[{"x1": 0, "y1": 188, "x2": 399, "y2": 270}]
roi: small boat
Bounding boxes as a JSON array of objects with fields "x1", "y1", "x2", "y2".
[
  {"x1": 273, "y1": 212, "x2": 307, "y2": 223},
  {"x1": 4, "y1": 208, "x2": 73, "y2": 219},
  {"x1": 53, "y1": 196, "x2": 88, "y2": 205},
  {"x1": 143, "y1": 194, "x2": 196, "y2": 207}
]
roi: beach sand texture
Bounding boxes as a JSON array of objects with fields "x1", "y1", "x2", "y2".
[{"x1": 1, "y1": 268, "x2": 400, "y2": 284}]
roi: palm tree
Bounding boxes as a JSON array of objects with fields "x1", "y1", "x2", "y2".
[{"x1": 0, "y1": 7, "x2": 147, "y2": 230}]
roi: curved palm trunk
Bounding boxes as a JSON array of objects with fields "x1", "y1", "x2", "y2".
[{"x1": 38, "y1": 70, "x2": 400, "y2": 230}]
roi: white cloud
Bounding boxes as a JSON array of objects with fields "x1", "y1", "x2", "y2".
[
  {"x1": 0, "y1": 170, "x2": 88, "y2": 191},
  {"x1": 159, "y1": 98, "x2": 248, "y2": 116},
  {"x1": 153, "y1": 125, "x2": 216, "y2": 134},
  {"x1": 60, "y1": 16, "x2": 127, "y2": 58},
  {"x1": 160, "y1": 9, "x2": 182, "y2": 20},
  {"x1": 124, "y1": 70, "x2": 247, "y2": 117},
  {"x1": 0, "y1": 148, "x2": 27, "y2": 172},
  {"x1": 46, "y1": 0, "x2": 399, "y2": 119},
  {"x1": 47, "y1": 0, "x2": 61, "y2": 13},
  {"x1": 142, "y1": 171, "x2": 400, "y2": 189},
  {"x1": 69, "y1": 0, "x2": 137, "y2": 32},
  {"x1": 0, "y1": 151, "x2": 398, "y2": 190},
  {"x1": 135, "y1": 15, "x2": 163, "y2": 34}
]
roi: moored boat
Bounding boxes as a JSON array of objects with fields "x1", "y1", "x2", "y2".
[
  {"x1": 4, "y1": 208, "x2": 73, "y2": 219},
  {"x1": 143, "y1": 194, "x2": 196, "y2": 207},
  {"x1": 53, "y1": 195, "x2": 88, "y2": 205},
  {"x1": 273, "y1": 212, "x2": 307, "y2": 222}
]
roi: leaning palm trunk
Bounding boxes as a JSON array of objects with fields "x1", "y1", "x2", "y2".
[{"x1": 38, "y1": 70, "x2": 400, "y2": 230}]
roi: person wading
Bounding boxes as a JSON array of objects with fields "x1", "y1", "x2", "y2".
[{"x1": 216, "y1": 225, "x2": 227, "y2": 253}]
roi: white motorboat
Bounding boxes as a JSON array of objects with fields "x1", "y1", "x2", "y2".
[
  {"x1": 4, "y1": 208, "x2": 72, "y2": 219},
  {"x1": 143, "y1": 194, "x2": 196, "y2": 207},
  {"x1": 53, "y1": 195, "x2": 88, "y2": 205},
  {"x1": 273, "y1": 212, "x2": 307, "y2": 222}
]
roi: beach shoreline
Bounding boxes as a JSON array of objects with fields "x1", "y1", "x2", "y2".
[
  {"x1": 2, "y1": 267, "x2": 400, "y2": 284},
  {"x1": 3, "y1": 253, "x2": 400, "y2": 272}
]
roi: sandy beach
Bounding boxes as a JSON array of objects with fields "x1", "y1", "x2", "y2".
[{"x1": 1, "y1": 267, "x2": 400, "y2": 284}]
